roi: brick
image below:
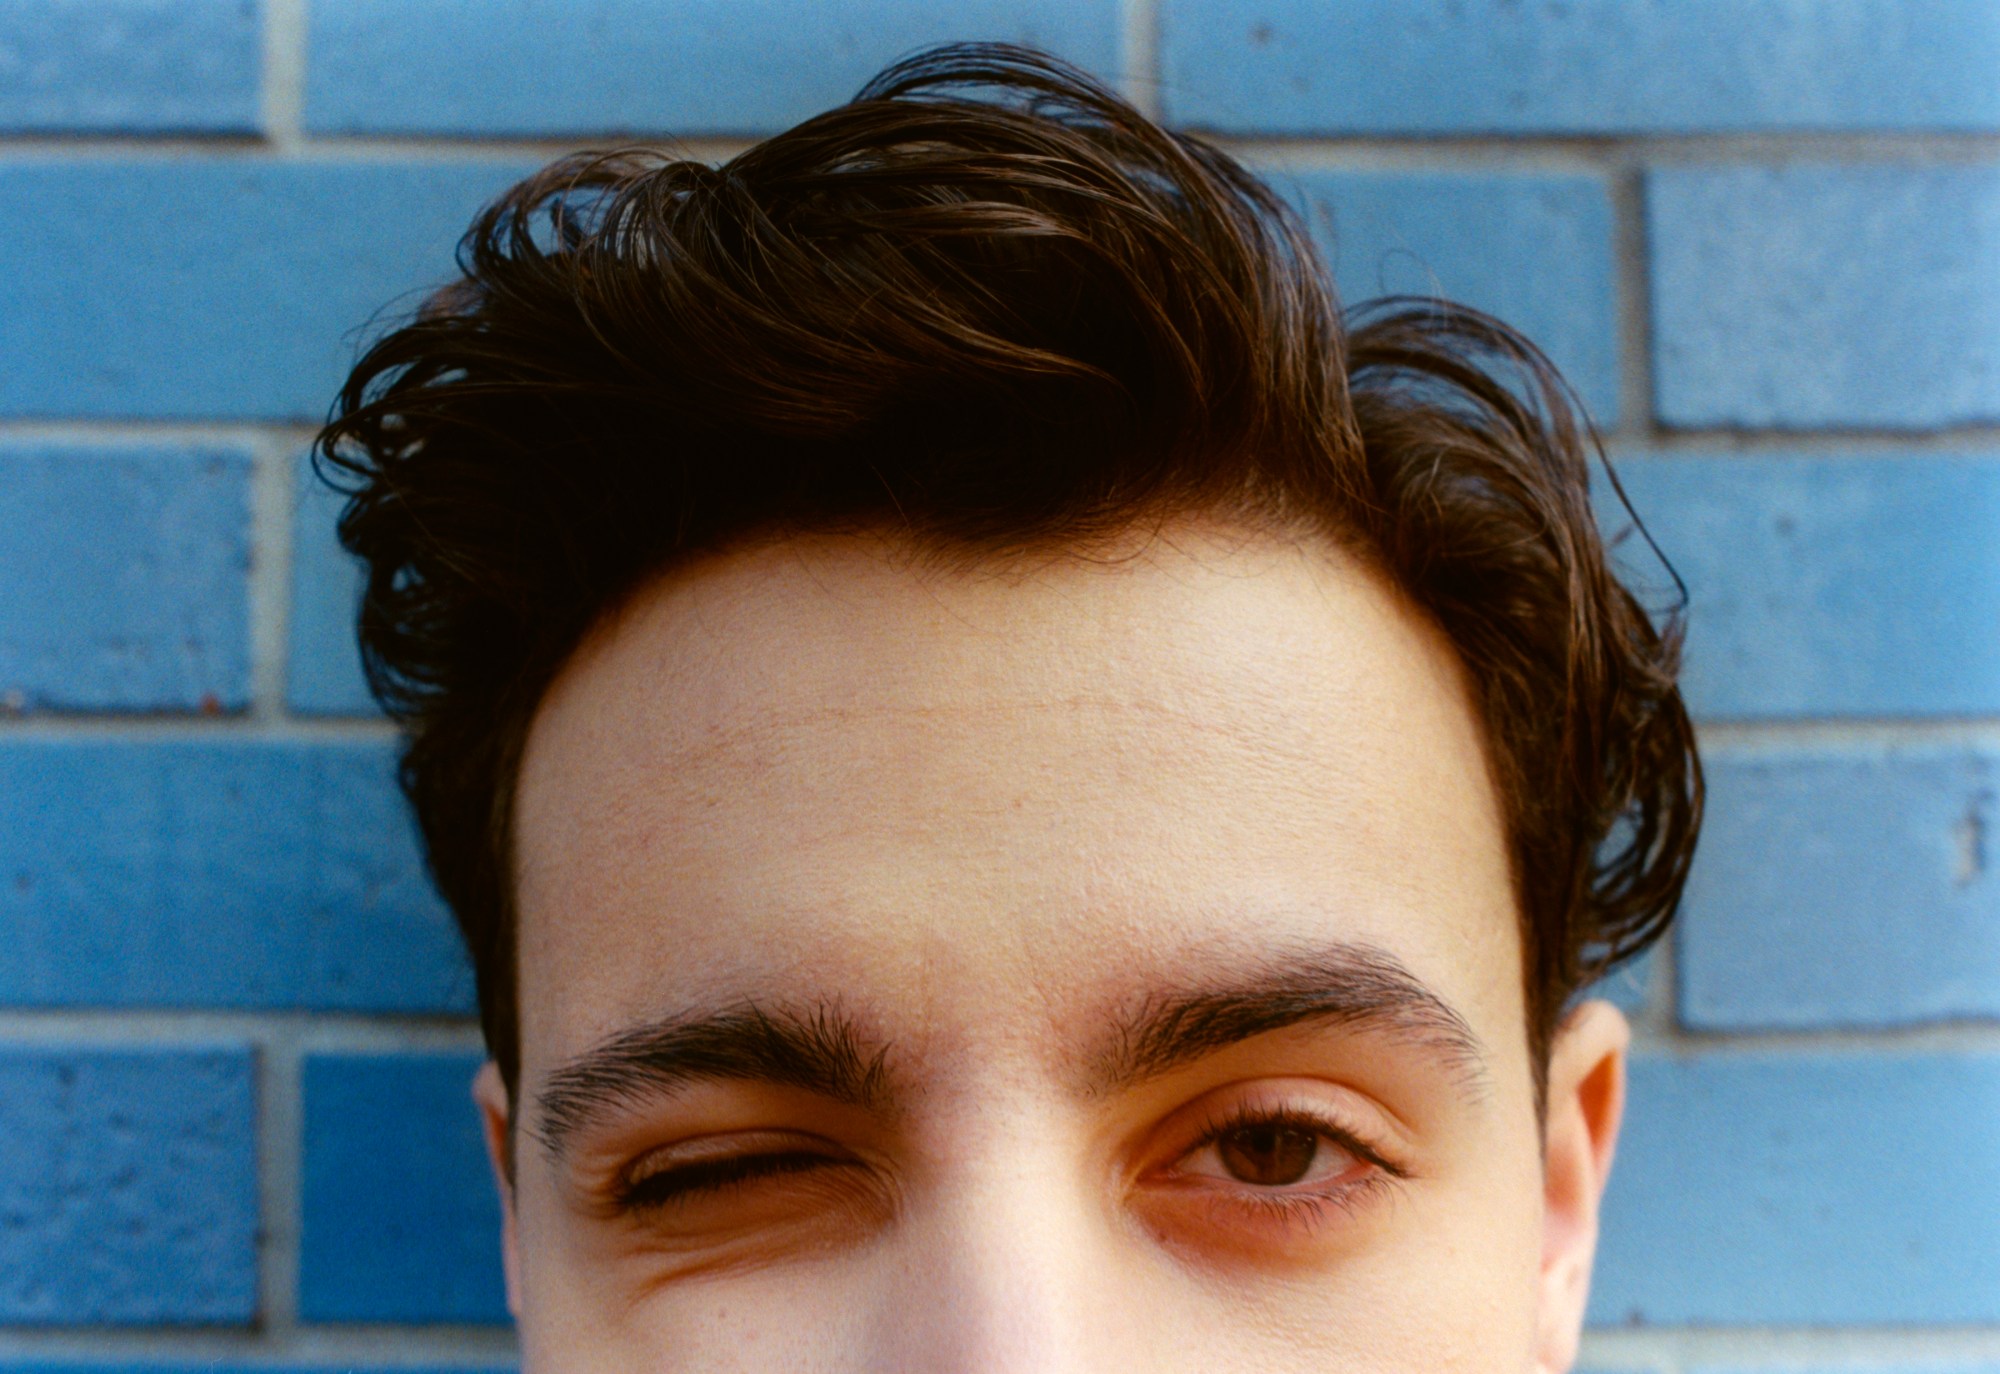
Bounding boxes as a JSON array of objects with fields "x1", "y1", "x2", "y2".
[
  {"x1": 1590, "y1": 1053, "x2": 2000, "y2": 1325},
  {"x1": 0, "y1": 738, "x2": 473, "y2": 1013},
  {"x1": 1608, "y1": 452, "x2": 2000, "y2": 718},
  {"x1": 0, "y1": 161, "x2": 538, "y2": 421},
  {"x1": 1282, "y1": 171, "x2": 1619, "y2": 424},
  {"x1": 0, "y1": 0, "x2": 260, "y2": 134},
  {"x1": 289, "y1": 452, "x2": 378, "y2": 716},
  {"x1": 0, "y1": 445, "x2": 251, "y2": 712},
  {"x1": 0, "y1": 1045, "x2": 256, "y2": 1324},
  {"x1": 1161, "y1": 0, "x2": 2000, "y2": 135},
  {"x1": 306, "y1": 0, "x2": 1122, "y2": 137},
  {"x1": 1648, "y1": 165, "x2": 2000, "y2": 430},
  {"x1": 299, "y1": 1052, "x2": 507, "y2": 1324},
  {"x1": 1676, "y1": 746, "x2": 2000, "y2": 1030}
]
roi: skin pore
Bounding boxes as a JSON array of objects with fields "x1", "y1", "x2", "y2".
[{"x1": 480, "y1": 520, "x2": 1628, "y2": 1372}]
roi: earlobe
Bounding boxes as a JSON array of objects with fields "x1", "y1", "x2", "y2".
[
  {"x1": 471, "y1": 1060, "x2": 525, "y2": 1320},
  {"x1": 1533, "y1": 998, "x2": 1629, "y2": 1374}
]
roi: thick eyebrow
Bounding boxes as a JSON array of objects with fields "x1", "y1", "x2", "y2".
[
  {"x1": 531, "y1": 1003, "x2": 891, "y2": 1164},
  {"x1": 1090, "y1": 941, "x2": 1491, "y2": 1101}
]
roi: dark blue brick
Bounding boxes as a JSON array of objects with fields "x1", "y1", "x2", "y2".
[
  {"x1": 0, "y1": 0, "x2": 260, "y2": 134},
  {"x1": 1161, "y1": 0, "x2": 2000, "y2": 134},
  {"x1": 1677, "y1": 747, "x2": 2000, "y2": 1030},
  {"x1": 0, "y1": 738, "x2": 472, "y2": 1013},
  {"x1": 1649, "y1": 165, "x2": 2000, "y2": 430},
  {"x1": 0, "y1": 161, "x2": 539, "y2": 421},
  {"x1": 299, "y1": 1052, "x2": 507, "y2": 1324},
  {"x1": 306, "y1": 0, "x2": 1122, "y2": 137},
  {"x1": 289, "y1": 452, "x2": 377, "y2": 717},
  {"x1": 1591, "y1": 1053, "x2": 2000, "y2": 1325},
  {"x1": 1281, "y1": 171, "x2": 1618, "y2": 424},
  {"x1": 1609, "y1": 452, "x2": 2000, "y2": 718},
  {"x1": 0, "y1": 1045, "x2": 256, "y2": 1324},
  {"x1": 0, "y1": 444, "x2": 250, "y2": 713}
]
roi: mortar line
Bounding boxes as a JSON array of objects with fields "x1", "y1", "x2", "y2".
[
  {"x1": 247, "y1": 432, "x2": 297, "y2": 726},
  {"x1": 255, "y1": 1021, "x2": 304, "y2": 1341},
  {"x1": 1120, "y1": 0, "x2": 1163, "y2": 120},
  {"x1": 261, "y1": 0, "x2": 308, "y2": 152},
  {"x1": 1609, "y1": 154, "x2": 1659, "y2": 442}
]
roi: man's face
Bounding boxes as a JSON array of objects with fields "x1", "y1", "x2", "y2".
[{"x1": 488, "y1": 522, "x2": 1626, "y2": 1372}]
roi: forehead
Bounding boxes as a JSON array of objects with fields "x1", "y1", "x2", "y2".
[{"x1": 511, "y1": 524, "x2": 1523, "y2": 1084}]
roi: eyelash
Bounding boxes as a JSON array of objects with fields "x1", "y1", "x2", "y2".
[{"x1": 619, "y1": 1146, "x2": 845, "y2": 1212}]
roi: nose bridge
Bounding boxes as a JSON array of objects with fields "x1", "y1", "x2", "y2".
[{"x1": 869, "y1": 1133, "x2": 1147, "y2": 1374}]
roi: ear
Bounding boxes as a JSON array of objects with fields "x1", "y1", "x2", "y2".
[
  {"x1": 472, "y1": 1059, "x2": 525, "y2": 1319},
  {"x1": 1533, "y1": 998, "x2": 1628, "y2": 1374}
]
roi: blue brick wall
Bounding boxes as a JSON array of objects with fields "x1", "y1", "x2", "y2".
[{"x1": 1, "y1": 3, "x2": 1993, "y2": 1371}]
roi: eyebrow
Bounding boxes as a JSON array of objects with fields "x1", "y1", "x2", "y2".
[
  {"x1": 531, "y1": 942, "x2": 1488, "y2": 1163},
  {"x1": 1088, "y1": 941, "x2": 1491, "y2": 1100},
  {"x1": 532, "y1": 1003, "x2": 891, "y2": 1164}
]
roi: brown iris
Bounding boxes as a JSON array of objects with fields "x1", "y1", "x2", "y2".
[{"x1": 1216, "y1": 1123, "x2": 1319, "y2": 1186}]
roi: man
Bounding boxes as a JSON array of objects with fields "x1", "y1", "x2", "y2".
[{"x1": 320, "y1": 43, "x2": 1699, "y2": 1372}]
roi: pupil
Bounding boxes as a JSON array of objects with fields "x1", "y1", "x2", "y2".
[{"x1": 1218, "y1": 1123, "x2": 1318, "y2": 1186}]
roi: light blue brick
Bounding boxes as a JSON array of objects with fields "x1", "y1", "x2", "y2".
[
  {"x1": 0, "y1": 161, "x2": 539, "y2": 421},
  {"x1": 1677, "y1": 747, "x2": 2000, "y2": 1030},
  {"x1": 0, "y1": 0, "x2": 260, "y2": 133},
  {"x1": 1161, "y1": 0, "x2": 2000, "y2": 135},
  {"x1": 1279, "y1": 171, "x2": 1618, "y2": 425},
  {"x1": 1607, "y1": 452, "x2": 2000, "y2": 718},
  {"x1": 0, "y1": 1045, "x2": 257, "y2": 1324},
  {"x1": 306, "y1": 0, "x2": 1122, "y2": 137},
  {"x1": 0, "y1": 739, "x2": 472, "y2": 1013},
  {"x1": 1591, "y1": 1053, "x2": 2000, "y2": 1325},
  {"x1": 1649, "y1": 165, "x2": 2000, "y2": 430},
  {"x1": 289, "y1": 452, "x2": 378, "y2": 716},
  {"x1": 0, "y1": 445, "x2": 251, "y2": 713},
  {"x1": 299, "y1": 1052, "x2": 507, "y2": 1324}
]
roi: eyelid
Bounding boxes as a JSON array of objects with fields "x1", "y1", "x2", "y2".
[
  {"x1": 1145, "y1": 1078, "x2": 1414, "y2": 1184},
  {"x1": 617, "y1": 1129, "x2": 854, "y2": 1208}
]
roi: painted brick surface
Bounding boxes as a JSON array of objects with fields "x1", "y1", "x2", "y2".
[
  {"x1": 1281, "y1": 171, "x2": 1619, "y2": 424},
  {"x1": 1161, "y1": 0, "x2": 2000, "y2": 135},
  {"x1": 0, "y1": 738, "x2": 471, "y2": 1012},
  {"x1": 289, "y1": 453, "x2": 377, "y2": 716},
  {"x1": 0, "y1": 161, "x2": 538, "y2": 421},
  {"x1": 299, "y1": 1052, "x2": 507, "y2": 1324},
  {"x1": 1677, "y1": 747, "x2": 2000, "y2": 1030},
  {"x1": 1592, "y1": 1053, "x2": 2000, "y2": 1326},
  {"x1": 1609, "y1": 452, "x2": 2000, "y2": 719},
  {"x1": 0, "y1": 0, "x2": 261, "y2": 134},
  {"x1": 0, "y1": 445, "x2": 251, "y2": 712},
  {"x1": 1648, "y1": 164, "x2": 2000, "y2": 430},
  {"x1": 306, "y1": 0, "x2": 1123, "y2": 137},
  {"x1": 0, "y1": 1046, "x2": 257, "y2": 1324}
]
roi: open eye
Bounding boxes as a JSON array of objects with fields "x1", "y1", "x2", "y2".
[
  {"x1": 1135, "y1": 1090, "x2": 1411, "y2": 1253},
  {"x1": 1172, "y1": 1106, "x2": 1382, "y2": 1191},
  {"x1": 1185, "y1": 1115, "x2": 1354, "y2": 1187}
]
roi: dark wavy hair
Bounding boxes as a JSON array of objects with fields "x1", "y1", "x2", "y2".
[{"x1": 316, "y1": 43, "x2": 1700, "y2": 1106}]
